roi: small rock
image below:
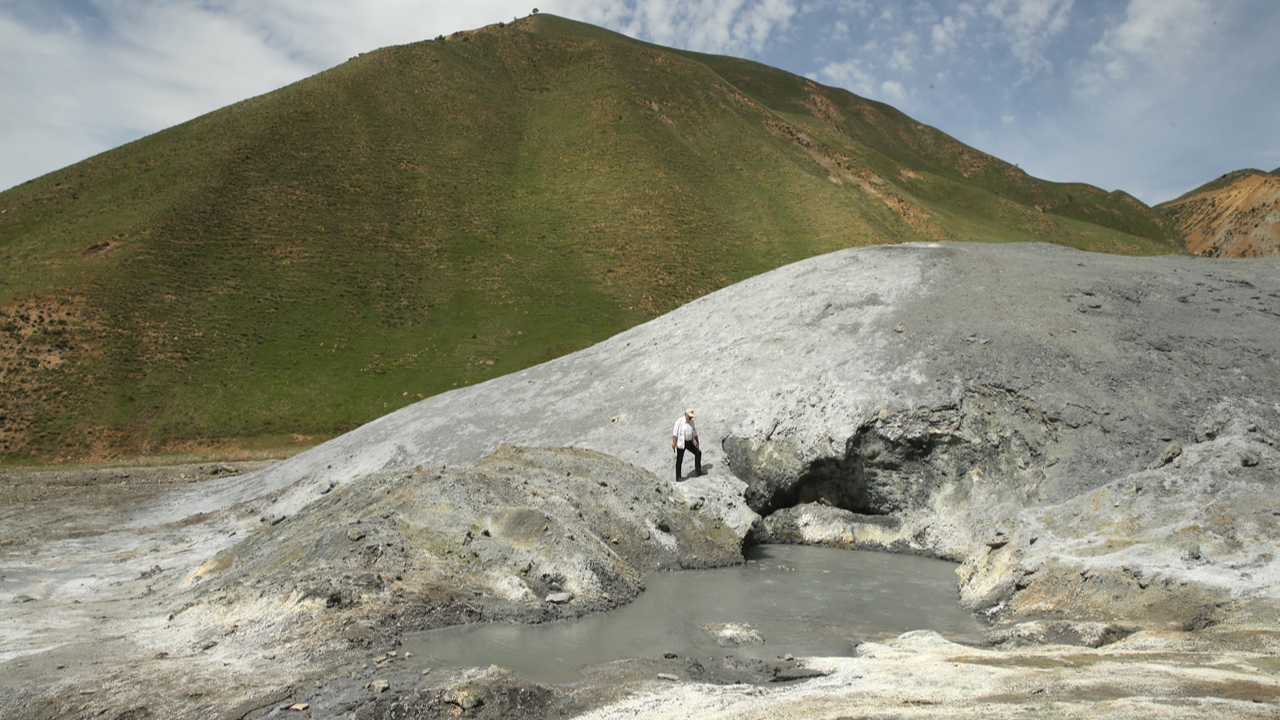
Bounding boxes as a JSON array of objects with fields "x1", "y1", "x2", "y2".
[
  {"x1": 772, "y1": 667, "x2": 828, "y2": 682},
  {"x1": 657, "y1": 673, "x2": 680, "y2": 681},
  {"x1": 702, "y1": 622, "x2": 764, "y2": 647},
  {"x1": 448, "y1": 690, "x2": 482, "y2": 709},
  {"x1": 370, "y1": 679, "x2": 390, "y2": 693},
  {"x1": 347, "y1": 528, "x2": 366, "y2": 541},
  {"x1": 1150, "y1": 442, "x2": 1182, "y2": 469},
  {"x1": 289, "y1": 703, "x2": 310, "y2": 711},
  {"x1": 546, "y1": 592, "x2": 574, "y2": 604}
]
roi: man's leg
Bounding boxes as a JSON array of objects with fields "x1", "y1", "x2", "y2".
[
  {"x1": 689, "y1": 444, "x2": 702, "y2": 476},
  {"x1": 675, "y1": 447, "x2": 685, "y2": 479}
]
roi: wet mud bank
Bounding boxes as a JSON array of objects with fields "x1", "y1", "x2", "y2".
[{"x1": 4, "y1": 242, "x2": 1280, "y2": 719}]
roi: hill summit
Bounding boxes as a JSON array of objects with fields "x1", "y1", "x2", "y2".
[{"x1": 0, "y1": 14, "x2": 1180, "y2": 463}]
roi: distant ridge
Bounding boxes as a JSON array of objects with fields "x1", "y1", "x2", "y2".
[
  {"x1": 0, "y1": 13, "x2": 1183, "y2": 462},
  {"x1": 1157, "y1": 168, "x2": 1280, "y2": 258}
]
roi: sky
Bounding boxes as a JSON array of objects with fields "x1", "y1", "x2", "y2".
[{"x1": 1, "y1": 0, "x2": 1276, "y2": 204}]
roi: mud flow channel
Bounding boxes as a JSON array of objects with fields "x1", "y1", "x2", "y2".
[{"x1": 404, "y1": 544, "x2": 983, "y2": 683}]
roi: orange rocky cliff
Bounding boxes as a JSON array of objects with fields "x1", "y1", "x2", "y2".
[{"x1": 1162, "y1": 170, "x2": 1280, "y2": 258}]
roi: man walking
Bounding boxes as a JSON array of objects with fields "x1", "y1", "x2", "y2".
[{"x1": 672, "y1": 408, "x2": 701, "y2": 480}]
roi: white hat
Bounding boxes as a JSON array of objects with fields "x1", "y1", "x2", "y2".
[{"x1": 685, "y1": 408, "x2": 695, "y2": 417}]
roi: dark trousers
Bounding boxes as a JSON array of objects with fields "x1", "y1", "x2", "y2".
[{"x1": 675, "y1": 444, "x2": 701, "y2": 479}]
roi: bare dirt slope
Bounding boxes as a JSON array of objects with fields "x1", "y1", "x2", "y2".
[{"x1": 1162, "y1": 170, "x2": 1280, "y2": 257}]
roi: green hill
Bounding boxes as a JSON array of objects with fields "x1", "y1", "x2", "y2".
[{"x1": 0, "y1": 14, "x2": 1181, "y2": 463}]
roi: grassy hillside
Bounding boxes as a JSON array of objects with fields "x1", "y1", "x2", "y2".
[{"x1": 0, "y1": 14, "x2": 1182, "y2": 463}]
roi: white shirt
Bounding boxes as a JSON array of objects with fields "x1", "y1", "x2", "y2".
[{"x1": 673, "y1": 416, "x2": 697, "y2": 449}]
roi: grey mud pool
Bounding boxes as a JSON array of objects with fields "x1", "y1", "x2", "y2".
[{"x1": 404, "y1": 544, "x2": 983, "y2": 683}]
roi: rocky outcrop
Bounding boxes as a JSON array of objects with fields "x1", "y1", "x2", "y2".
[
  {"x1": 169, "y1": 446, "x2": 742, "y2": 650},
  {"x1": 768, "y1": 401, "x2": 1280, "y2": 630},
  {"x1": 1160, "y1": 169, "x2": 1280, "y2": 257}
]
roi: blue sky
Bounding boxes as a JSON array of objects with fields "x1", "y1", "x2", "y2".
[{"x1": 2, "y1": 0, "x2": 1276, "y2": 204}]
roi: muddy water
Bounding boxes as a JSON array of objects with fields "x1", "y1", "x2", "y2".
[{"x1": 405, "y1": 544, "x2": 983, "y2": 684}]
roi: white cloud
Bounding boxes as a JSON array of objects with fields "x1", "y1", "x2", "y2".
[
  {"x1": 930, "y1": 14, "x2": 965, "y2": 53},
  {"x1": 813, "y1": 58, "x2": 877, "y2": 97},
  {"x1": 736, "y1": 0, "x2": 798, "y2": 51},
  {"x1": 1083, "y1": 0, "x2": 1212, "y2": 88},
  {"x1": 984, "y1": 0, "x2": 1073, "y2": 80},
  {"x1": 888, "y1": 38, "x2": 917, "y2": 72},
  {"x1": 100, "y1": 3, "x2": 315, "y2": 124},
  {"x1": 566, "y1": 0, "x2": 797, "y2": 57},
  {"x1": 880, "y1": 79, "x2": 908, "y2": 104}
]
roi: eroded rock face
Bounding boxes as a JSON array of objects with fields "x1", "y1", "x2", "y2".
[
  {"x1": 766, "y1": 402, "x2": 1280, "y2": 631},
  {"x1": 172, "y1": 446, "x2": 743, "y2": 649},
  {"x1": 731, "y1": 385, "x2": 1056, "y2": 518}
]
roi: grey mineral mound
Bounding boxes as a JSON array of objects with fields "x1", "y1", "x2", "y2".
[
  {"x1": 4, "y1": 241, "x2": 1280, "y2": 719},
  {"x1": 196, "y1": 239, "x2": 1280, "y2": 622}
]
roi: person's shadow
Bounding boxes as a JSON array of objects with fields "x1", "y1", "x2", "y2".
[{"x1": 683, "y1": 461, "x2": 715, "y2": 477}]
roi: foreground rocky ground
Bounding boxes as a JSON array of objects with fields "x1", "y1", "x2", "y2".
[{"x1": 2, "y1": 242, "x2": 1279, "y2": 719}]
